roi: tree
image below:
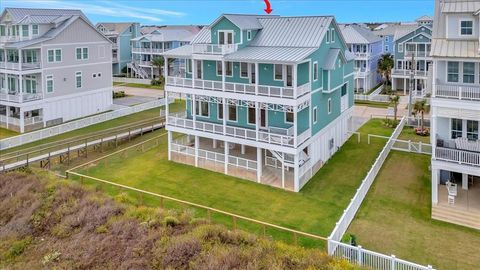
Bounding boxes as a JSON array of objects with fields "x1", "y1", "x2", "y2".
[
  {"x1": 151, "y1": 57, "x2": 165, "y2": 78},
  {"x1": 389, "y1": 94, "x2": 400, "y2": 122},
  {"x1": 412, "y1": 99, "x2": 430, "y2": 131},
  {"x1": 377, "y1": 53, "x2": 394, "y2": 87}
]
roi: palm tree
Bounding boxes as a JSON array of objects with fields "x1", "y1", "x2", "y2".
[
  {"x1": 412, "y1": 99, "x2": 430, "y2": 131},
  {"x1": 151, "y1": 57, "x2": 165, "y2": 79},
  {"x1": 377, "y1": 54, "x2": 394, "y2": 88},
  {"x1": 389, "y1": 94, "x2": 400, "y2": 122}
]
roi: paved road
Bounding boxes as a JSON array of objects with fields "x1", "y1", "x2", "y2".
[
  {"x1": 114, "y1": 85, "x2": 164, "y2": 98},
  {"x1": 113, "y1": 96, "x2": 157, "y2": 107}
]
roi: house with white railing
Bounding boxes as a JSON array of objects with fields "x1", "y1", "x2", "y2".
[
  {"x1": 0, "y1": 8, "x2": 113, "y2": 133},
  {"x1": 128, "y1": 27, "x2": 197, "y2": 79},
  {"x1": 391, "y1": 19, "x2": 433, "y2": 97},
  {"x1": 161, "y1": 14, "x2": 355, "y2": 191},
  {"x1": 340, "y1": 24, "x2": 383, "y2": 93},
  {"x1": 430, "y1": 0, "x2": 480, "y2": 230}
]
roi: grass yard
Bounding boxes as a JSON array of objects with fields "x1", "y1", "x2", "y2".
[
  {"x1": 0, "y1": 128, "x2": 19, "y2": 140},
  {"x1": 397, "y1": 126, "x2": 430, "y2": 144},
  {"x1": 354, "y1": 100, "x2": 390, "y2": 108},
  {"x1": 347, "y1": 151, "x2": 480, "y2": 270},
  {"x1": 73, "y1": 119, "x2": 393, "y2": 246},
  {"x1": 0, "y1": 100, "x2": 184, "y2": 154},
  {"x1": 113, "y1": 82, "x2": 164, "y2": 90}
]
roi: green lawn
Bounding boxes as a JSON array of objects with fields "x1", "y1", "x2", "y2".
[
  {"x1": 0, "y1": 128, "x2": 19, "y2": 140},
  {"x1": 113, "y1": 82, "x2": 164, "y2": 90},
  {"x1": 74, "y1": 119, "x2": 393, "y2": 245},
  {"x1": 0, "y1": 100, "x2": 184, "y2": 155},
  {"x1": 347, "y1": 151, "x2": 480, "y2": 270},
  {"x1": 354, "y1": 100, "x2": 390, "y2": 108},
  {"x1": 397, "y1": 126, "x2": 430, "y2": 144}
]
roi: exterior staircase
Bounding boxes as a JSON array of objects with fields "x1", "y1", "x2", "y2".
[
  {"x1": 128, "y1": 62, "x2": 149, "y2": 79},
  {"x1": 432, "y1": 205, "x2": 480, "y2": 230},
  {"x1": 261, "y1": 167, "x2": 281, "y2": 187}
]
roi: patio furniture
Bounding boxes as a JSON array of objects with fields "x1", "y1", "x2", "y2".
[
  {"x1": 448, "y1": 195, "x2": 455, "y2": 205},
  {"x1": 446, "y1": 181, "x2": 457, "y2": 197},
  {"x1": 455, "y1": 137, "x2": 480, "y2": 152}
]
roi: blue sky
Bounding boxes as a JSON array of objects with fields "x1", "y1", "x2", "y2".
[{"x1": 2, "y1": 0, "x2": 434, "y2": 25}]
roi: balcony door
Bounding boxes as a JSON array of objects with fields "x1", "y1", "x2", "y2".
[
  {"x1": 286, "y1": 65, "x2": 293, "y2": 87},
  {"x1": 260, "y1": 109, "x2": 267, "y2": 129},
  {"x1": 218, "y1": 31, "x2": 234, "y2": 45},
  {"x1": 250, "y1": 63, "x2": 256, "y2": 84}
]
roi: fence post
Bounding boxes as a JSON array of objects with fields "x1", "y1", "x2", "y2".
[
  {"x1": 419, "y1": 142, "x2": 423, "y2": 153},
  {"x1": 391, "y1": 255, "x2": 396, "y2": 270},
  {"x1": 368, "y1": 135, "x2": 370, "y2": 145},
  {"x1": 408, "y1": 140, "x2": 411, "y2": 152},
  {"x1": 357, "y1": 245, "x2": 363, "y2": 265},
  {"x1": 428, "y1": 265, "x2": 433, "y2": 270}
]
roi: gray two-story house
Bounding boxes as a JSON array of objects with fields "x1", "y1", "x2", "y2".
[{"x1": 0, "y1": 8, "x2": 113, "y2": 133}]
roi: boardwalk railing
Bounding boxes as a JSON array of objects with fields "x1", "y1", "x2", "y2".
[{"x1": 0, "y1": 99, "x2": 167, "y2": 150}]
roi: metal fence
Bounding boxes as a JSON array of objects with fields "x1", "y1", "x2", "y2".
[{"x1": 0, "y1": 99, "x2": 166, "y2": 150}]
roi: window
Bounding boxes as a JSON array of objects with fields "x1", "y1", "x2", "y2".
[
  {"x1": 200, "y1": 101, "x2": 209, "y2": 117},
  {"x1": 97, "y1": 73, "x2": 101, "y2": 77},
  {"x1": 240, "y1": 62, "x2": 248, "y2": 78},
  {"x1": 75, "y1": 71, "x2": 82, "y2": 88},
  {"x1": 285, "y1": 112, "x2": 294, "y2": 123},
  {"x1": 47, "y1": 49, "x2": 61, "y2": 63},
  {"x1": 216, "y1": 61, "x2": 222, "y2": 76},
  {"x1": 274, "y1": 64, "x2": 283, "y2": 80},
  {"x1": 326, "y1": 30, "x2": 330, "y2": 43},
  {"x1": 327, "y1": 98, "x2": 332, "y2": 114},
  {"x1": 385, "y1": 36, "x2": 389, "y2": 42},
  {"x1": 447, "y1": 62, "x2": 459, "y2": 83},
  {"x1": 93, "y1": 73, "x2": 97, "y2": 78},
  {"x1": 247, "y1": 30, "x2": 252, "y2": 41},
  {"x1": 398, "y1": 43, "x2": 403, "y2": 53},
  {"x1": 460, "y1": 20, "x2": 473, "y2": 36},
  {"x1": 228, "y1": 105, "x2": 237, "y2": 121},
  {"x1": 32, "y1": 25, "x2": 38, "y2": 35},
  {"x1": 313, "y1": 107, "x2": 317, "y2": 124},
  {"x1": 22, "y1": 25, "x2": 28, "y2": 37},
  {"x1": 451, "y1": 118, "x2": 463, "y2": 139},
  {"x1": 313, "y1": 62, "x2": 318, "y2": 81},
  {"x1": 385, "y1": 45, "x2": 389, "y2": 52},
  {"x1": 46, "y1": 75, "x2": 54, "y2": 93},
  {"x1": 467, "y1": 120, "x2": 479, "y2": 140},
  {"x1": 0, "y1": 25, "x2": 5, "y2": 36},
  {"x1": 187, "y1": 59, "x2": 192, "y2": 73},
  {"x1": 218, "y1": 103, "x2": 223, "y2": 120},
  {"x1": 463, "y1": 62, "x2": 475, "y2": 84},
  {"x1": 341, "y1": 84, "x2": 347, "y2": 96},
  {"x1": 196, "y1": 60, "x2": 202, "y2": 79},
  {"x1": 76, "y1": 47, "x2": 88, "y2": 60},
  {"x1": 248, "y1": 107, "x2": 256, "y2": 124},
  {"x1": 225, "y1": 61, "x2": 233, "y2": 76},
  {"x1": 331, "y1": 29, "x2": 335, "y2": 43}
]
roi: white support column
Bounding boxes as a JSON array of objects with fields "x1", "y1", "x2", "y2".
[
  {"x1": 5, "y1": 105, "x2": 9, "y2": 129},
  {"x1": 241, "y1": 144, "x2": 245, "y2": 155},
  {"x1": 192, "y1": 94, "x2": 196, "y2": 122},
  {"x1": 255, "y1": 62, "x2": 259, "y2": 95},
  {"x1": 432, "y1": 168, "x2": 439, "y2": 205},
  {"x1": 432, "y1": 60, "x2": 437, "y2": 97},
  {"x1": 281, "y1": 163, "x2": 285, "y2": 189},
  {"x1": 224, "y1": 141, "x2": 229, "y2": 174},
  {"x1": 293, "y1": 106, "x2": 298, "y2": 147},
  {"x1": 255, "y1": 101, "x2": 260, "y2": 141},
  {"x1": 293, "y1": 64, "x2": 298, "y2": 98},
  {"x1": 19, "y1": 107, "x2": 25, "y2": 133},
  {"x1": 294, "y1": 154, "x2": 300, "y2": 192},
  {"x1": 194, "y1": 136, "x2": 199, "y2": 167},
  {"x1": 462, "y1": 173, "x2": 469, "y2": 190},
  {"x1": 163, "y1": 56, "x2": 168, "y2": 78},
  {"x1": 256, "y1": 148, "x2": 262, "y2": 183},
  {"x1": 221, "y1": 60, "x2": 226, "y2": 90},
  {"x1": 18, "y1": 74, "x2": 23, "y2": 102},
  {"x1": 165, "y1": 90, "x2": 169, "y2": 118},
  {"x1": 222, "y1": 98, "x2": 227, "y2": 135},
  {"x1": 213, "y1": 139, "x2": 217, "y2": 149},
  {"x1": 404, "y1": 78, "x2": 407, "y2": 95},
  {"x1": 167, "y1": 131, "x2": 172, "y2": 160},
  {"x1": 192, "y1": 59, "x2": 196, "y2": 86}
]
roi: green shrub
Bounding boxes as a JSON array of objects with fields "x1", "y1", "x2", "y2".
[
  {"x1": 112, "y1": 91, "x2": 126, "y2": 99},
  {"x1": 164, "y1": 216, "x2": 180, "y2": 227},
  {"x1": 5, "y1": 237, "x2": 32, "y2": 260}
]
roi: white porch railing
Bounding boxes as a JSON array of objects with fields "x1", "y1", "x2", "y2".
[
  {"x1": 354, "y1": 52, "x2": 370, "y2": 58},
  {"x1": 0, "y1": 92, "x2": 43, "y2": 103},
  {"x1": 392, "y1": 69, "x2": 428, "y2": 77},
  {"x1": 192, "y1": 44, "x2": 238, "y2": 55},
  {"x1": 435, "y1": 147, "x2": 480, "y2": 167},
  {"x1": 132, "y1": 47, "x2": 152, "y2": 53},
  {"x1": 434, "y1": 84, "x2": 480, "y2": 101},
  {"x1": 167, "y1": 113, "x2": 297, "y2": 148},
  {"x1": 0, "y1": 61, "x2": 41, "y2": 70},
  {"x1": 23, "y1": 116, "x2": 43, "y2": 126},
  {"x1": 166, "y1": 77, "x2": 311, "y2": 99},
  {"x1": 228, "y1": 155, "x2": 257, "y2": 171},
  {"x1": 329, "y1": 240, "x2": 433, "y2": 270}
]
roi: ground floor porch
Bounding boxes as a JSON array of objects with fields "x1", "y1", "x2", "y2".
[
  {"x1": 391, "y1": 76, "x2": 429, "y2": 97},
  {"x1": 0, "y1": 105, "x2": 44, "y2": 133}
]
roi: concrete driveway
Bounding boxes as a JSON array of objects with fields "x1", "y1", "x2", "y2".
[{"x1": 113, "y1": 85, "x2": 164, "y2": 98}]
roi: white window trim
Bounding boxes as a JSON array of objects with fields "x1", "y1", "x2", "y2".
[
  {"x1": 328, "y1": 98, "x2": 332, "y2": 114},
  {"x1": 217, "y1": 103, "x2": 223, "y2": 121},
  {"x1": 459, "y1": 19, "x2": 474, "y2": 36},
  {"x1": 225, "y1": 61, "x2": 233, "y2": 77},
  {"x1": 45, "y1": 75, "x2": 54, "y2": 93},
  {"x1": 47, "y1": 48, "x2": 62, "y2": 63},
  {"x1": 217, "y1": 30, "x2": 235, "y2": 45},
  {"x1": 186, "y1": 59, "x2": 192, "y2": 74},
  {"x1": 32, "y1": 25, "x2": 39, "y2": 36},
  {"x1": 227, "y1": 105, "x2": 238, "y2": 122},
  {"x1": 216, "y1": 61, "x2": 222, "y2": 76},
  {"x1": 313, "y1": 61, "x2": 318, "y2": 81},
  {"x1": 248, "y1": 107, "x2": 256, "y2": 125},
  {"x1": 75, "y1": 71, "x2": 82, "y2": 89},
  {"x1": 76, "y1": 47, "x2": 89, "y2": 60},
  {"x1": 247, "y1": 30, "x2": 252, "y2": 41},
  {"x1": 240, "y1": 62, "x2": 249, "y2": 78},
  {"x1": 398, "y1": 43, "x2": 403, "y2": 53},
  {"x1": 285, "y1": 111, "x2": 294, "y2": 124},
  {"x1": 313, "y1": 106, "x2": 318, "y2": 124},
  {"x1": 273, "y1": 64, "x2": 283, "y2": 81},
  {"x1": 331, "y1": 28, "x2": 335, "y2": 43}
]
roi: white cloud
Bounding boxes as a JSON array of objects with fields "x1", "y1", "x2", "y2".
[{"x1": 2, "y1": 0, "x2": 186, "y2": 22}]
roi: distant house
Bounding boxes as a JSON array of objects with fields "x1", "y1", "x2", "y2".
[
  {"x1": 340, "y1": 24, "x2": 383, "y2": 92},
  {"x1": 128, "y1": 28, "x2": 197, "y2": 79},
  {"x1": 0, "y1": 8, "x2": 112, "y2": 133},
  {"x1": 96, "y1": 22, "x2": 140, "y2": 75},
  {"x1": 161, "y1": 14, "x2": 355, "y2": 192}
]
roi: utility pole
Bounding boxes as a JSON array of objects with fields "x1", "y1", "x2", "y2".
[{"x1": 407, "y1": 52, "x2": 416, "y2": 119}]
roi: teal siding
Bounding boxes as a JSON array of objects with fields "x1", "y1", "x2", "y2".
[
  {"x1": 258, "y1": 64, "x2": 284, "y2": 87},
  {"x1": 210, "y1": 17, "x2": 241, "y2": 45},
  {"x1": 394, "y1": 25, "x2": 432, "y2": 60},
  {"x1": 297, "y1": 107, "x2": 309, "y2": 134},
  {"x1": 297, "y1": 62, "x2": 309, "y2": 86},
  {"x1": 202, "y1": 60, "x2": 221, "y2": 81},
  {"x1": 240, "y1": 29, "x2": 258, "y2": 48}
]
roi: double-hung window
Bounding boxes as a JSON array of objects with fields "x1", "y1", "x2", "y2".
[
  {"x1": 228, "y1": 105, "x2": 237, "y2": 121},
  {"x1": 451, "y1": 118, "x2": 463, "y2": 139},
  {"x1": 240, "y1": 62, "x2": 248, "y2": 78},
  {"x1": 467, "y1": 120, "x2": 479, "y2": 140},
  {"x1": 32, "y1": 25, "x2": 38, "y2": 35},
  {"x1": 313, "y1": 62, "x2": 318, "y2": 81},
  {"x1": 447, "y1": 62, "x2": 459, "y2": 83},
  {"x1": 21, "y1": 25, "x2": 28, "y2": 37},
  {"x1": 216, "y1": 61, "x2": 222, "y2": 76},
  {"x1": 331, "y1": 29, "x2": 335, "y2": 43},
  {"x1": 76, "y1": 47, "x2": 88, "y2": 60},
  {"x1": 247, "y1": 30, "x2": 252, "y2": 41},
  {"x1": 463, "y1": 62, "x2": 475, "y2": 84},
  {"x1": 225, "y1": 61, "x2": 233, "y2": 76},
  {"x1": 274, "y1": 64, "x2": 283, "y2": 80},
  {"x1": 46, "y1": 75, "x2": 54, "y2": 93},
  {"x1": 248, "y1": 107, "x2": 256, "y2": 124},
  {"x1": 75, "y1": 72, "x2": 82, "y2": 88},
  {"x1": 218, "y1": 103, "x2": 223, "y2": 120},
  {"x1": 47, "y1": 49, "x2": 61, "y2": 63},
  {"x1": 327, "y1": 98, "x2": 332, "y2": 114},
  {"x1": 460, "y1": 20, "x2": 473, "y2": 36},
  {"x1": 0, "y1": 25, "x2": 5, "y2": 36},
  {"x1": 313, "y1": 107, "x2": 318, "y2": 124},
  {"x1": 285, "y1": 112, "x2": 294, "y2": 124},
  {"x1": 398, "y1": 43, "x2": 403, "y2": 53}
]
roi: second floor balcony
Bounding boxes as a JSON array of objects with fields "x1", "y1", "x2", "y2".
[
  {"x1": 435, "y1": 138, "x2": 480, "y2": 167},
  {"x1": 192, "y1": 44, "x2": 238, "y2": 55},
  {"x1": 0, "y1": 61, "x2": 41, "y2": 71},
  {"x1": 132, "y1": 47, "x2": 165, "y2": 54},
  {"x1": 392, "y1": 69, "x2": 429, "y2": 77},
  {"x1": 434, "y1": 84, "x2": 480, "y2": 101},
  {"x1": 0, "y1": 91, "x2": 43, "y2": 103}
]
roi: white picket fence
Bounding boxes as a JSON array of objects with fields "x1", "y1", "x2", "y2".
[
  {"x1": 327, "y1": 116, "x2": 434, "y2": 270},
  {"x1": 392, "y1": 139, "x2": 432, "y2": 155},
  {"x1": 355, "y1": 84, "x2": 390, "y2": 103},
  {"x1": 113, "y1": 77, "x2": 151, "y2": 85},
  {"x1": 0, "y1": 99, "x2": 166, "y2": 150}
]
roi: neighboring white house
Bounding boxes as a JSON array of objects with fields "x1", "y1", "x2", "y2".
[
  {"x1": 430, "y1": 0, "x2": 480, "y2": 230},
  {"x1": 0, "y1": 8, "x2": 113, "y2": 133}
]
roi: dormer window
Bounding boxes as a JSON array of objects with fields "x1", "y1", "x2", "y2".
[
  {"x1": 21, "y1": 25, "x2": 28, "y2": 37},
  {"x1": 460, "y1": 20, "x2": 473, "y2": 36},
  {"x1": 247, "y1": 30, "x2": 252, "y2": 41},
  {"x1": 218, "y1": 31, "x2": 233, "y2": 45},
  {"x1": 0, "y1": 26, "x2": 5, "y2": 36},
  {"x1": 32, "y1": 25, "x2": 38, "y2": 35}
]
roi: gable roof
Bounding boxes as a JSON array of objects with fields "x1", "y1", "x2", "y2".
[
  {"x1": 340, "y1": 24, "x2": 382, "y2": 44},
  {"x1": 416, "y1": 15, "x2": 433, "y2": 22},
  {"x1": 373, "y1": 23, "x2": 417, "y2": 37},
  {"x1": 210, "y1": 14, "x2": 275, "y2": 30},
  {"x1": 441, "y1": 0, "x2": 480, "y2": 13},
  {"x1": 1, "y1": 8, "x2": 87, "y2": 24},
  {"x1": 131, "y1": 29, "x2": 195, "y2": 42},
  {"x1": 96, "y1": 22, "x2": 137, "y2": 35},
  {"x1": 394, "y1": 24, "x2": 431, "y2": 41}
]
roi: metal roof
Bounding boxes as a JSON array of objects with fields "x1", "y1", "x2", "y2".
[
  {"x1": 191, "y1": 27, "x2": 211, "y2": 43},
  {"x1": 393, "y1": 25, "x2": 431, "y2": 41},
  {"x1": 373, "y1": 23, "x2": 418, "y2": 37},
  {"x1": 96, "y1": 22, "x2": 136, "y2": 35},
  {"x1": 416, "y1": 15, "x2": 433, "y2": 22},
  {"x1": 1, "y1": 8, "x2": 87, "y2": 24},
  {"x1": 210, "y1": 14, "x2": 274, "y2": 30},
  {"x1": 132, "y1": 29, "x2": 195, "y2": 42},
  {"x1": 339, "y1": 24, "x2": 381, "y2": 44},
  {"x1": 160, "y1": 45, "x2": 193, "y2": 58},
  {"x1": 431, "y1": 39, "x2": 480, "y2": 58},
  {"x1": 322, "y1": 48, "x2": 341, "y2": 70},
  {"x1": 441, "y1": 0, "x2": 480, "y2": 13},
  {"x1": 250, "y1": 16, "x2": 333, "y2": 47},
  {"x1": 224, "y1": 46, "x2": 317, "y2": 63}
]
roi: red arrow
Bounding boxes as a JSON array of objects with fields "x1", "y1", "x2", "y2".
[{"x1": 264, "y1": 0, "x2": 273, "y2": 14}]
